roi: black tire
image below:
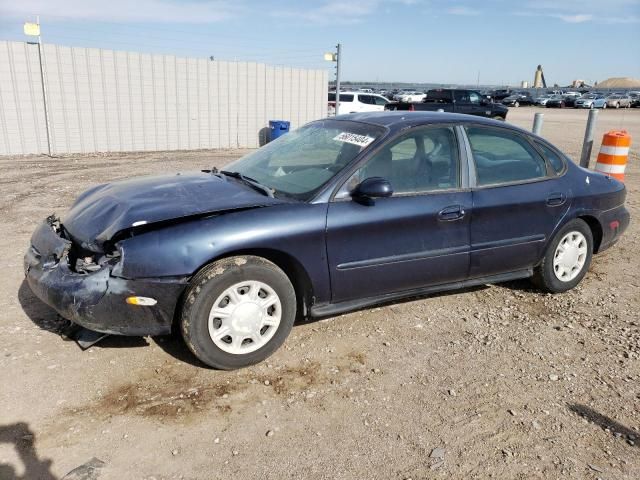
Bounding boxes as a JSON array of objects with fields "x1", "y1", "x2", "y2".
[
  {"x1": 181, "y1": 255, "x2": 296, "y2": 370},
  {"x1": 514, "y1": 101, "x2": 520, "y2": 108},
  {"x1": 532, "y1": 219, "x2": 593, "y2": 293},
  {"x1": 492, "y1": 115, "x2": 505, "y2": 121}
]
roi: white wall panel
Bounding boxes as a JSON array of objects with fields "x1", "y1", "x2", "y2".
[{"x1": 0, "y1": 41, "x2": 327, "y2": 154}]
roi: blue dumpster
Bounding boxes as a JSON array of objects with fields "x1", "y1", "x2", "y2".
[{"x1": 269, "y1": 120, "x2": 290, "y2": 142}]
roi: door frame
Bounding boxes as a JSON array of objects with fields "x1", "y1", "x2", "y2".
[
  {"x1": 459, "y1": 123, "x2": 563, "y2": 189},
  {"x1": 460, "y1": 123, "x2": 572, "y2": 277}
]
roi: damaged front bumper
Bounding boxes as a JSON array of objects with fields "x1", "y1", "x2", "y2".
[{"x1": 24, "y1": 218, "x2": 187, "y2": 336}]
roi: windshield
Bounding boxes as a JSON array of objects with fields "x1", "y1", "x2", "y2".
[{"x1": 224, "y1": 119, "x2": 386, "y2": 201}]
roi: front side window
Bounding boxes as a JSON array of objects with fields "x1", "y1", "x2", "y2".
[
  {"x1": 337, "y1": 127, "x2": 460, "y2": 197},
  {"x1": 373, "y1": 95, "x2": 389, "y2": 106},
  {"x1": 226, "y1": 120, "x2": 385, "y2": 200},
  {"x1": 466, "y1": 127, "x2": 547, "y2": 186}
]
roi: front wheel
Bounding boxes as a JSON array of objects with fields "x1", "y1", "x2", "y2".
[
  {"x1": 181, "y1": 256, "x2": 296, "y2": 369},
  {"x1": 514, "y1": 101, "x2": 520, "y2": 108},
  {"x1": 532, "y1": 219, "x2": 593, "y2": 293},
  {"x1": 602, "y1": 103, "x2": 607, "y2": 109},
  {"x1": 492, "y1": 115, "x2": 505, "y2": 121}
]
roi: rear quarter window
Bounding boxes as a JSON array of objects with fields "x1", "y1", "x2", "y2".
[{"x1": 535, "y1": 141, "x2": 566, "y2": 175}]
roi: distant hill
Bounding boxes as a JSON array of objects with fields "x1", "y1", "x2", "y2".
[{"x1": 596, "y1": 77, "x2": 640, "y2": 88}]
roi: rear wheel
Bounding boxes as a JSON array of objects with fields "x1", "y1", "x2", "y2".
[
  {"x1": 532, "y1": 219, "x2": 593, "y2": 293},
  {"x1": 181, "y1": 256, "x2": 296, "y2": 369},
  {"x1": 514, "y1": 101, "x2": 520, "y2": 108},
  {"x1": 615, "y1": 102, "x2": 620, "y2": 109},
  {"x1": 492, "y1": 115, "x2": 505, "y2": 121}
]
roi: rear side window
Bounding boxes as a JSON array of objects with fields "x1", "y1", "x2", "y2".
[
  {"x1": 535, "y1": 141, "x2": 566, "y2": 175},
  {"x1": 358, "y1": 95, "x2": 374, "y2": 105},
  {"x1": 466, "y1": 127, "x2": 547, "y2": 186},
  {"x1": 427, "y1": 90, "x2": 451, "y2": 102},
  {"x1": 328, "y1": 94, "x2": 354, "y2": 102}
]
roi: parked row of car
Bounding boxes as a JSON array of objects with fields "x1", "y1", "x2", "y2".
[
  {"x1": 328, "y1": 89, "x2": 509, "y2": 120},
  {"x1": 500, "y1": 91, "x2": 639, "y2": 109},
  {"x1": 328, "y1": 88, "x2": 640, "y2": 118}
]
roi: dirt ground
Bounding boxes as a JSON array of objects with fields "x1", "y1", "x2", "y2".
[{"x1": 1, "y1": 108, "x2": 638, "y2": 480}]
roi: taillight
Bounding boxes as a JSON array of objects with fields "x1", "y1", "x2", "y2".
[{"x1": 409, "y1": 104, "x2": 415, "y2": 111}]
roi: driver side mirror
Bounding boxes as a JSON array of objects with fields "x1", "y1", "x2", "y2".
[
  {"x1": 481, "y1": 98, "x2": 490, "y2": 105},
  {"x1": 353, "y1": 177, "x2": 393, "y2": 199}
]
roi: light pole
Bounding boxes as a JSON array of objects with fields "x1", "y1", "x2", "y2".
[
  {"x1": 324, "y1": 43, "x2": 342, "y2": 115},
  {"x1": 335, "y1": 43, "x2": 341, "y2": 115},
  {"x1": 24, "y1": 17, "x2": 52, "y2": 156}
]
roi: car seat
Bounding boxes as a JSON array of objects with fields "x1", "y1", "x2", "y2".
[{"x1": 362, "y1": 148, "x2": 392, "y2": 180}]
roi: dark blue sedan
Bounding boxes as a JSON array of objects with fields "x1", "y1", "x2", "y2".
[{"x1": 24, "y1": 113, "x2": 629, "y2": 369}]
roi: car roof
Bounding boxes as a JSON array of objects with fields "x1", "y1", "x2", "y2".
[
  {"x1": 336, "y1": 91, "x2": 383, "y2": 95},
  {"x1": 333, "y1": 111, "x2": 527, "y2": 134}
]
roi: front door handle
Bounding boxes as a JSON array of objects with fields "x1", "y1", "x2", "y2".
[
  {"x1": 438, "y1": 205, "x2": 465, "y2": 221},
  {"x1": 546, "y1": 193, "x2": 567, "y2": 207}
]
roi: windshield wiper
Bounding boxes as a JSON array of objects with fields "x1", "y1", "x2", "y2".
[{"x1": 219, "y1": 170, "x2": 275, "y2": 198}]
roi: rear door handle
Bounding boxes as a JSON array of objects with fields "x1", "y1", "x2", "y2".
[
  {"x1": 546, "y1": 193, "x2": 567, "y2": 207},
  {"x1": 438, "y1": 205, "x2": 465, "y2": 221}
]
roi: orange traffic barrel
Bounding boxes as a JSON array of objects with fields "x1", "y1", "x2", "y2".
[{"x1": 594, "y1": 130, "x2": 631, "y2": 181}]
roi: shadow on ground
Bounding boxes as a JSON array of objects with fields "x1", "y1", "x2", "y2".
[
  {"x1": 0, "y1": 423, "x2": 56, "y2": 480},
  {"x1": 568, "y1": 403, "x2": 638, "y2": 446},
  {"x1": 151, "y1": 335, "x2": 209, "y2": 368}
]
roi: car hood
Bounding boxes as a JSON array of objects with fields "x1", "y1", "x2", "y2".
[{"x1": 62, "y1": 171, "x2": 286, "y2": 251}]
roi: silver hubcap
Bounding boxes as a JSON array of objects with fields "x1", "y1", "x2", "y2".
[
  {"x1": 208, "y1": 281, "x2": 281, "y2": 354},
  {"x1": 553, "y1": 231, "x2": 588, "y2": 282}
]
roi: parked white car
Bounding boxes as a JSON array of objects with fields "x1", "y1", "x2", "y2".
[
  {"x1": 392, "y1": 90, "x2": 413, "y2": 101},
  {"x1": 534, "y1": 94, "x2": 554, "y2": 106},
  {"x1": 605, "y1": 94, "x2": 632, "y2": 108},
  {"x1": 397, "y1": 91, "x2": 427, "y2": 103},
  {"x1": 328, "y1": 91, "x2": 389, "y2": 115}
]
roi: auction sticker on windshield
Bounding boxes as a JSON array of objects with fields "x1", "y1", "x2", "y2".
[{"x1": 333, "y1": 132, "x2": 375, "y2": 148}]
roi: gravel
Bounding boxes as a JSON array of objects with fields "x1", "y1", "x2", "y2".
[{"x1": 0, "y1": 109, "x2": 638, "y2": 479}]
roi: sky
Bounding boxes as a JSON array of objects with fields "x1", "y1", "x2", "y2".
[{"x1": 0, "y1": 0, "x2": 639, "y2": 86}]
